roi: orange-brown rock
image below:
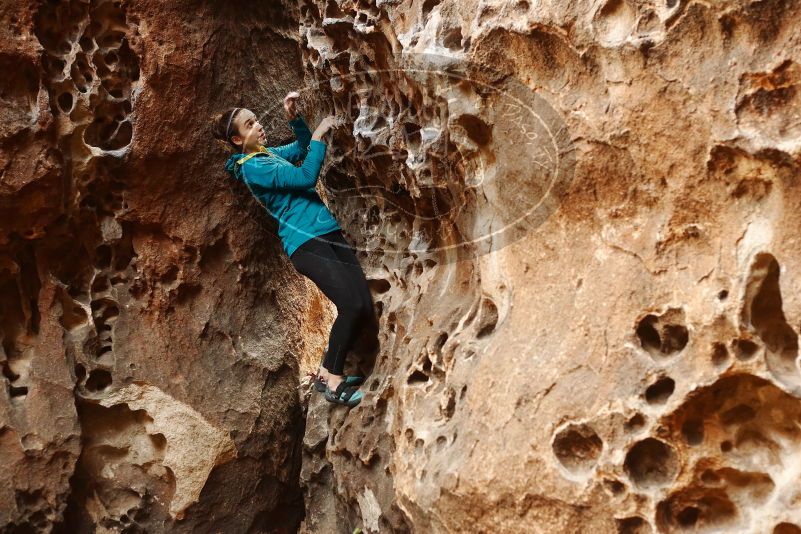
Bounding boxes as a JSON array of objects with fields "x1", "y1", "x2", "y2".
[
  {"x1": 1, "y1": 0, "x2": 322, "y2": 531},
  {"x1": 3, "y1": 0, "x2": 801, "y2": 533}
]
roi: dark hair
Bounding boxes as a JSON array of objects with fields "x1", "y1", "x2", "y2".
[{"x1": 211, "y1": 107, "x2": 244, "y2": 150}]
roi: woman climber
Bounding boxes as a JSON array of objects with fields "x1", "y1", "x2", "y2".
[{"x1": 211, "y1": 92, "x2": 376, "y2": 408}]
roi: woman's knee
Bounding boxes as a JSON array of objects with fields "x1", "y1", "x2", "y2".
[{"x1": 338, "y1": 298, "x2": 373, "y2": 320}]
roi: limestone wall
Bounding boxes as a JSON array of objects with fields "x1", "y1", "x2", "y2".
[
  {"x1": 295, "y1": 1, "x2": 801, "y2": 533},
  {"x1": 2, "y1": 0, "x2": 800, "y2": 533}
]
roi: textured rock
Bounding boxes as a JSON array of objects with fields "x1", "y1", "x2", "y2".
[
  {"x1": 292, "y1": 0, "x2": 801, "y2": 533},
  {"x1": 1, "y1": 0, "x2": 322, "y2": 531},
  {"x1": 3, "y1": 0, "x2": 801, "y2": 533}
]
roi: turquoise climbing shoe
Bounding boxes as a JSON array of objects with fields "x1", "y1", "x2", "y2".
[
  {"x1": 324, "y1": 381, "x2": 363, "y2": 407},
  {"x1": 312, "y1": 374, "x2": 364, "y2": 393}
]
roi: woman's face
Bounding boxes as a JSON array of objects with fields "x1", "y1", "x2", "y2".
[{"x1": 231, "y1": 109, "x2": 266, "y2": 150}]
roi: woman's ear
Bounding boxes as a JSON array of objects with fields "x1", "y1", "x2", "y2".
[{"x1": 231, "y1": 134, "x2": 244, "y2": 148}]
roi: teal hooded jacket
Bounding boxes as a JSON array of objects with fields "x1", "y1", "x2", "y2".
[{"x1": 224, "y1": 114, "x2": 341, "y2": 258}]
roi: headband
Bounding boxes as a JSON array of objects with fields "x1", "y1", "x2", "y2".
[{"x1": 225, "y1": 107, "x2": 240, "y2": 144}]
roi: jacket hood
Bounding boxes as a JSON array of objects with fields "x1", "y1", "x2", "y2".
[{"x1": 224, "y1": 152, "x2": 243, "y2": 180}]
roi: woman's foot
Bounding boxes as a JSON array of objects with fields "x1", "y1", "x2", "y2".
[
  {"x1": 313, "y1": 367, "x2": 364, "y2": 393},
  {"x1": 324, "y1": 381, "x2": 363, "y2": 407}
]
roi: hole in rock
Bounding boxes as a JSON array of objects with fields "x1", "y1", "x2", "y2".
[
  {"x1": 57, "y1": 91, "x2": 74, "y2": 113},
  {"x1": 407, "y1": 369, "x2": 428, "y2": 384},
  {"x1": 79, "y1": 36, "x2": 94, "y2": 51},
  {"x1": 604, "y1": 478, "x2": 626, "y2": 496},
  {"x1": 718, "y1": 289, "x2": 729, "y2": 300},
  {"x1": 74, "y1": 363, "x2": 86, "y2": 381},
  {"x1": 159, "y1": 265, "x2": 178, "y2": 285},
  {"x1": 677, "y1": 507, "x2": 700, "y2": 527},
  {"x1": 9, "y1": 385, "x2": 28, "y2": 398},
  {"x1": 433, "y1": 332, "x2": 448, "y2": 353},
  {"x1": 594, "y1": 0, "x2": 638, "y2": 46},
  {"x1": 656, "y1": 488, "x2": 736, "y2": 531},
  {"x1": 720, "y1": 440, "x2": 733, "y2": 452},
  {"x1": 456, "y1": 114, "x2": 493, "y2": 146},
  {"x1": 368, "y1": 278, "x2": 391, "y2": 294},
  {"x1": 85, "y1": 369, "x2": 112, "y2": 392},
  {"x1": 616, "y1": 516, "x2": 651, "y2": 534},
  {"x1": 635, "y1": 308, "x2": 688, "y2": 359},
  {"x1": 700, "y1": 469, "x2": 721, "y2": 485},
  {"x1": 625, "y1": 413, "x2": 646, "y2": 432},
  {"x1": 476, "y1": 297, "x2": 499, "y2": 338},
  {"x1": 624, "y1": 438, "x2": 678, "y2": 488},
  {"x1": 91, "y1": 276, "x2": 110, "y2": 293},
  {"x1": 552, "y1": 423, "x2": 603, "y2": 474},
  {"x1": 95, "y1": 245, "x2": 111, "y2": 269},
  {"x1": 149, "y1": 432, "x2": 167, "y2": 449},
  {"x1": 742, "y1": 253, "x2": 799, "y2": 387},
  {"x1": 422, "y1": 0, "x2": 441, "y2": 17},
  {"x1": 681, "y1": 419, "x2": 704, "y2": 445},
  {"x1": 731, "y1": 338, "x2": 759, "y2": 360},
  {"x1": 442, "y1": 27, "x2": 463, "y2": 50},
  {"x1": 711, "y1": 342, "x2": 729, "y2": 365},
  {"x1": 775, "y1": 524, "x2": 801, "y2": 534},
  {"x1": 645, "y1": 377, "x2": 675, "y2": 404}
]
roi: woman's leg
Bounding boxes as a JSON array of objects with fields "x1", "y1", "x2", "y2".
[
  {"x1": 289, "y1": 235, "x2": 369, "y2": 381},
  {"x1": 325, "y1": 230, "x2": 376, "y2": 331}
]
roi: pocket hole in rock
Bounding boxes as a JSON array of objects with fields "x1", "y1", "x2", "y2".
[
  {"x1": 645, "y1": 377, "x2": 675, "y2": 404},
  {"x1": 635, "y1": 308, "x2": 689, "y2": 359},
  {"x1": 57, "y1": 92, "x2": 74, "y2": 113},
  {"x1": 74, "y1": 363, "x2": 86, "y2": 382},
  {"x1": 407, "y1": 368, "x2": 429, "y2": 384},
  {"x1": 625, "y1": 413, "x2": 646, "y2": 432},
  {"x1": 476, "y1": 297, "x2": 499, "y2": 338},
  {"x1": 369, "y1": 278, "x2": 391, "y2": 294},
  {"x1": 681, "y1": 418, "x2": 704, "y2": 445},
  {"x1": 774, "y1": 523, "x2": 801, "y2": 534},
  {"x1": 711, "y1": 342, "x2": 729, "y2": 365},
  {"x1": 604, "y1": 478, "x2": 626, "y2": 496},
  {"x1": 624, "y1": 438, "x2": 678, "y2": 488},
  {"x1": 615, "y1": 516, "x2": 651, "y2": 534},
  {"x1": 731, "y1": 338, "x2": 759, "y2": 361},
  {"x1": 9, "y1": 385, "x2": 28, "y2": 398},
  {"x1": 552, "y1": 423, "x2": 603, "y2": 474},
  {"x1": 85, "y1": 369, "x2": 112, "y2": 391}
]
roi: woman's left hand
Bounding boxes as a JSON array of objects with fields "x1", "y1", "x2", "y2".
[{"x1": 283, "y1": 91, "x2": 300, "y2": 120}]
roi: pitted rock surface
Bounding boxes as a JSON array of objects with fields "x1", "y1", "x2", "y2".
[{"x1": 2, "y1": 0, "x2": 801, "y2": 533}]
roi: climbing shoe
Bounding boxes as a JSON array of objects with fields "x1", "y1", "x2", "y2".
[
  {"x1": 312, "y1": 374, "x2": 364, "y2": 393},
  {"x1": 324, "y1": 381, "x2": 363, "y2": 407}
]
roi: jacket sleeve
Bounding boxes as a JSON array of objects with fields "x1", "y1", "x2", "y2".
[
  {"x1": 241, "y1": 140, "x2": 327, "y2": 190},
  {"x1": 268, "y1": 114, "x2": 313, "y2": 163}
]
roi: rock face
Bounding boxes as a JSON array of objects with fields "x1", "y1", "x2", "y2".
[
  {"x1": 1, "y1": 0, "x2": 325, "y2": 531},
  {"x1": 292, "y1": 1, "x2": 801, "y2": 533},
  {"x1": 3, "y1": 0, "x2": 801, "y2": 533}
]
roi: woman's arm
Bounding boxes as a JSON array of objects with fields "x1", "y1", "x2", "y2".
[
  {"x1": 242, "y1": 140, "x2": 327, "y2": 190},
  {"x1": 268, "y1": 114, "x2": 313, "y2": 164}
]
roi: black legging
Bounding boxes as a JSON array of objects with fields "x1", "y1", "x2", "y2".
[{"x1": 289, "y1": 229, "x2": 375, "y2": 375}]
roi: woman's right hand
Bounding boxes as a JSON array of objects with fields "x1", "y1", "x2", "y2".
[{"x1": 312, "y1": 115, "x2": 338, "y2": 141}]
